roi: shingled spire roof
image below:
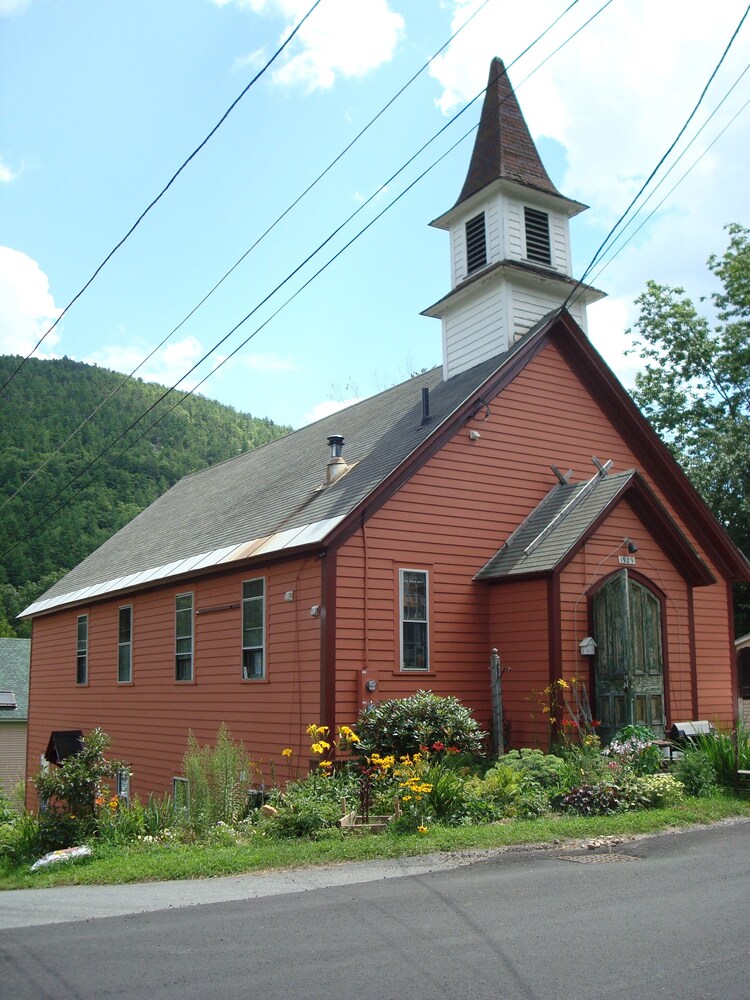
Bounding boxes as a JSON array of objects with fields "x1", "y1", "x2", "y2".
[{"x1": 455, "y1": 57, "x2": 559, "y2": 208}]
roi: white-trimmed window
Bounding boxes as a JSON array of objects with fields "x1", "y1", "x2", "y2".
[
  {"x1": 76, "y1": 614, "x2": 88, "y2": 685},
  {"x1": 175, "y1": 593, "x2": 194, "y2": 681},
  {"x1": 118, "y1": 605, "x2": 133, "y2": 683},
  {"x1": 242, "y1": 578, "x2": 265, "y2": 679},
  {"x1": 400, "y1": 569, "x2": 429, "y2": 671}
]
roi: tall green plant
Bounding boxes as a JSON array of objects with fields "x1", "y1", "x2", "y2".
[
  {"x1": 182, "y1": 724, "x2": 253, "y2": 831},
  {"x1": 690, "y1": 724, "x2": 750, "y2": 788}
]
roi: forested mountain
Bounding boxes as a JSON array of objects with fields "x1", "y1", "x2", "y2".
[{"x1": 0, "y1": 355, "x2": 291, "y2": 637}]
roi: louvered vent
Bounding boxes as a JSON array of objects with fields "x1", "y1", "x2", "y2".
[
  {"x1": 524, "y1": 207, "x2": 551, "y2": 265},
  {"x1": 465, "y1": 212, "x2": 487, "y2": 274}
]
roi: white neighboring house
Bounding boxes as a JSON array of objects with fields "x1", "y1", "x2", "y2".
[
  {"x1": 738, "y1": 633, "x2": 750, "y2": 726},
  {"x1": 0, "y1": 638, "x2": 30, "y2": 801}
]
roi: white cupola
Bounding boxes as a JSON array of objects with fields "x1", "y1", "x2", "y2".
[{"x1": 423, "y1": 58, "x2": 605, "y2": 381}]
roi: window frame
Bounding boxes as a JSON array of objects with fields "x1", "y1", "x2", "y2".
[
  {"x1": 175, "y1": 592, "x2": 194, "y2": 682},
  {"x1": 76, "y1": 614, "x2": 89, "y2": 685},
  {"x1": 118, "y1": 605, "x2": 133, "y2": 683},
  {"x1": 241, "y1": 577, "x2": 266, "y2": 680},
  {"x1": 399, "y1": 568, "x2": 430, "y2": 672}
]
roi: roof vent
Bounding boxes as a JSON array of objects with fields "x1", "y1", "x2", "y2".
[{"x1": 326, "y1": 435, "x2": 348, "y2": 485}]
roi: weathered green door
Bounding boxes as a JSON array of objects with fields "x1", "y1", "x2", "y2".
[{"x1": 592, "y1": 570, "x2": 665, "y2": 743}]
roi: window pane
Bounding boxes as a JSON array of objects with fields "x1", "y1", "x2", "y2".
[
  {"x1": 243, "y1": 649, "x2": 264, "y2": 680},
  {"x1": 403, "y1": 622, "x2": 428, "y2": 669},
  {"x1": 118, "y1": 607, "x2": 132, "y2": 644},
  {"x1": 175, "y1": 595, "x2": 193, "y2": 681},
  {"x1": 76, "y1": 615, "x2": 88, "y2": 684},
  {"x1": 243, "y1": 579, "x2": 263, "y2": 600},
  {"x1": 402, "y1": 572, "x2": 426, "y2": 621},
  {"x1": 175, "y1": 655, "x2": 192, "y2": 682},
  {"x1": 242, "y1": 579, "x2": 265, "y2": 679}
]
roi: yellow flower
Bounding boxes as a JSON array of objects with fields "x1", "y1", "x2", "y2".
[
  {"x1": 318, "y1": 759, "x2": 333, "y2": 770},
  {"x1": 281, "y1": 748, "x2": 293, "y2": 758},
  {"x1": 417, "y1": 825, "x2": 428, "y2": 835},
  {"x1": 402, "y1": 795, "x2": 412, "y2": 801},
  {"x1": 558, "y1": 679, "x2": 569, "y2": 689}
]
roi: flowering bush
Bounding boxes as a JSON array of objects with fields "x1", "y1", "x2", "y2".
[
  {"x1": 356, "y1": 690, "x2": 486, "y2": 758},
  {"x1": 631, "y1": 773, "x2": 686, "y2": 808},
  {"x1": 603, "y1": 726, "x2": 663, "y2": 775}
]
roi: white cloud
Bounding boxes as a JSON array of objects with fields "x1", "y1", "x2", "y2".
[
  {"x1": 0, "y1": 247, "x2": 62, "y2": 356},
  {"x1": 239, "y1": 352, "x2": 297, "y2": 371},
  {"x1": 302, "y1": 396, "x2": 362, "y2": 424},
  {"x1": 0, "y1": 0, "x2": 31, "y2": 14},
  {"x1": 217, "y1": 0, "x2": 405, "y2": 91},
  {"x1": 430, "y1": 0, "x2": 750, "y2": 367},
  {"x1": 85, "y1": 336, "x2": 207, "y2": 391},
  {"x1": 0, "y1": 158, "x2": 19, "y2": 183}
]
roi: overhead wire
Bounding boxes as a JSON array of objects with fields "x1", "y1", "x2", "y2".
[
  {"x1": 0, "y1": 0, "x2": 500, "y2": 516},
  {"x1": 0, "y1": 0, "x2": 326, "y2": 396},
  {"x1": 2, "y1": 0, "x2": 609, "y2": 557},
  {"x1": 577, "y1": 64, "x2": 750, "y2": 295},
  {"x1": 560, "y1": 2, "x2": 750, "y2": 314}
]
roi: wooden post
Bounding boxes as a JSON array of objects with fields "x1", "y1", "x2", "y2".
[{"x1": 490, "y1": 648, "x2": 504, "y2": 758}]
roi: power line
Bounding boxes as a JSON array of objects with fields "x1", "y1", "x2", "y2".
[
  {"x1": 561, "y1": 2, "x2": 750, "y2": 313},
  {"x1": 3, "y1": 1, "x2": 607, "y2": 558},
  {"x1": 0, "y1": 0, "x2": 326, "y2": 397},
  {"x1": 0, "y1": 0, "x2": 500, "y2": 516}
]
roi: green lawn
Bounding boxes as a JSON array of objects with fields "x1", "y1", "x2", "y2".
[{"x1": 2, "y1": 794, "x2": 747, "y2": 891}]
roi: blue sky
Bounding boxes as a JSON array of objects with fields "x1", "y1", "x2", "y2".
[{"x1": 2, "y1": 0, "x2": 749, "y2": 429}]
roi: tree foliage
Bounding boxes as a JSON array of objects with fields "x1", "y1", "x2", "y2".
[
  {"x1": 0, "y1": 356, "x2": 290, "y2": 636},
  {"x1": 628, "y1": 223, "x2": 750, "y2": 633}
]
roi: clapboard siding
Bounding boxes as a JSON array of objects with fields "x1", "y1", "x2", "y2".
[
  {"x1": 0, "y1": 723, "x2": 27, "y2": 798},
  {"x1": 27, "y1": 558, "x2": 323, "y2": 800},
  {"x1": 334, "y1": 339, "x2": 735, "y2": 744}
]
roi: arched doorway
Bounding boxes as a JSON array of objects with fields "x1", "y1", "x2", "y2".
[{"x1": 591, "y1": 569, "x2": 666, "y2": 743}]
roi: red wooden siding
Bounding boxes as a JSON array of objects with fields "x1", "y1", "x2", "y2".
[
  {"x1": 333, "y1": 339, "x2": 735, "y2": 740},
  {"x1": 26, "y1": 558, "x2": 323, "y2": 801}
]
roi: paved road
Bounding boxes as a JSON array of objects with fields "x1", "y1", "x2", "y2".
[{"x1": 2, "y1": 821, "x2": 750, "y2": 1000}]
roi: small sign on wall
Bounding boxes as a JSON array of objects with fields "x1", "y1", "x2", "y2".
[{"x1": 618, "y1": 555, "x2": 636, "y2": 565}]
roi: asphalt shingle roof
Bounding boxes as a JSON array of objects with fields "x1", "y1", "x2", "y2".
[
  {"x1": 0, "y1": 638, "x2": 31, "y2": 722},
  {"x1": 476, "y1": 471, "x2": 637, "y2": 579},
  {"x1": 31, "y1": 324, "x2": 549, "y2": 613}
]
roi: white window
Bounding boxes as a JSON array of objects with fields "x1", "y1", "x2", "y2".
[
  {"x1": 118, "y1": 606, "x2": 132, "y2": 683},
  {"x1": 76, "y1": 614, "x2": 88, "y2": 685},
  {"x1": 400, "y1": 569, "x2": 429, "y2": 671},
  {"x1": 175, "y1": 593, "x2": 194, "y2": 681},
  {"x1": 242, "y1": 578, "x2": 265, "y2": 679}
]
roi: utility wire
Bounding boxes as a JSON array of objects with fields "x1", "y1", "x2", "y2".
[
  {"x1": 0, "y1": 0, "x2": 499, "y2": 516},
  {"x1": 584, "y1": 91, "x2": 750, "y2": 294},
  {"x1": 0, "y1": 0, "x2": 326, "y2": 397},
  {"x1": 577, "y1": 63, "x2": 750, "y2": 294},
  {"x1": 3, "y1": 0, "x2": 614, "y2": 557},
  {"x1": 561, "y1": 2, "x2": 750, "y2": 313}
]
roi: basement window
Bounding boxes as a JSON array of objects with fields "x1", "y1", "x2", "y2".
[
  {"x1": 524, "y1": 206, "x2": 552, "y2": 265},
  {"x1": 465, "y1": 212, "x2": 488, "y2": 274}
]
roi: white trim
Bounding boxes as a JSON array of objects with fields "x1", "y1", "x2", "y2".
[{"x1": 20, "y1": 516, "x2": 346, "y2": 617}]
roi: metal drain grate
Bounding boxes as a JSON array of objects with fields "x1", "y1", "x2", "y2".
[{"x1": 556, "y1": 853, "x2": 639, "y2": 864}]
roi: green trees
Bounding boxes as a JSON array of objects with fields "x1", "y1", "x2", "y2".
[
  {"x1": 628, "y1": 223, "x2": 750, "y2": 633},
  {"x1": 0, "y1": 356, "x2": 290, "y2": 636}
]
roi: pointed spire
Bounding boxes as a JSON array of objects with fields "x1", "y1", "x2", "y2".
[{"x1": 455, "y1": 58, "x2": 558, "y2": 208}]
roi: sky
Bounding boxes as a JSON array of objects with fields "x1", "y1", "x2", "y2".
[{"x1": 1, "y1": 0, "x2": 749, "y2": 430}]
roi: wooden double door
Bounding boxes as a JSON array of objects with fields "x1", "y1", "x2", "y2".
[{"x1": 592, "y1": 570, "x2": 666, "y2": 743}]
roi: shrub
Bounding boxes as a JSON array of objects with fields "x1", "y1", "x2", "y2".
[
  {"x1": 501, "y1": 749, "x2": 566, "y2": 789},
  {"x1": 559, "y1": 782, "x2": 626, "y2": 816},
  {"x1": 674, "y1": 748, "x2": 718, "y2": 798},
  {"x1": 631, "y1": 773, "x2": 686, "y2": 808},
  {"x1": 604, "y1": 725, "x2": 664, "y2": 775},
  {"x1": 182, "y1": 724, "x2": 254, "y2": 832},
  {"x1": 356, "y1": 690, "x2": 487, "y2": 758}
]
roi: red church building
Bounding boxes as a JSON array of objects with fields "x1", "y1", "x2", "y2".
[{"x1": 23, "y1": 60, "x2": 750, "y2": 799}]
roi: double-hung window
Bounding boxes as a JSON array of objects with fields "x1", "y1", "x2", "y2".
[
  {"x1": 118, "y1": 606, "x2": 132, "y2": 683},
  {"x1": 400, "y1": 569, "x2": 429, "y2": 670},
  {"x1": 242, "y1": 578, "x2": 265, "y2": 679},
  {"x1": 76, "y1": 614, "x2": 88, "y2": 685},
  {"x1": 175, "y1": 593, "x2": 194, "y2": 681}
]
